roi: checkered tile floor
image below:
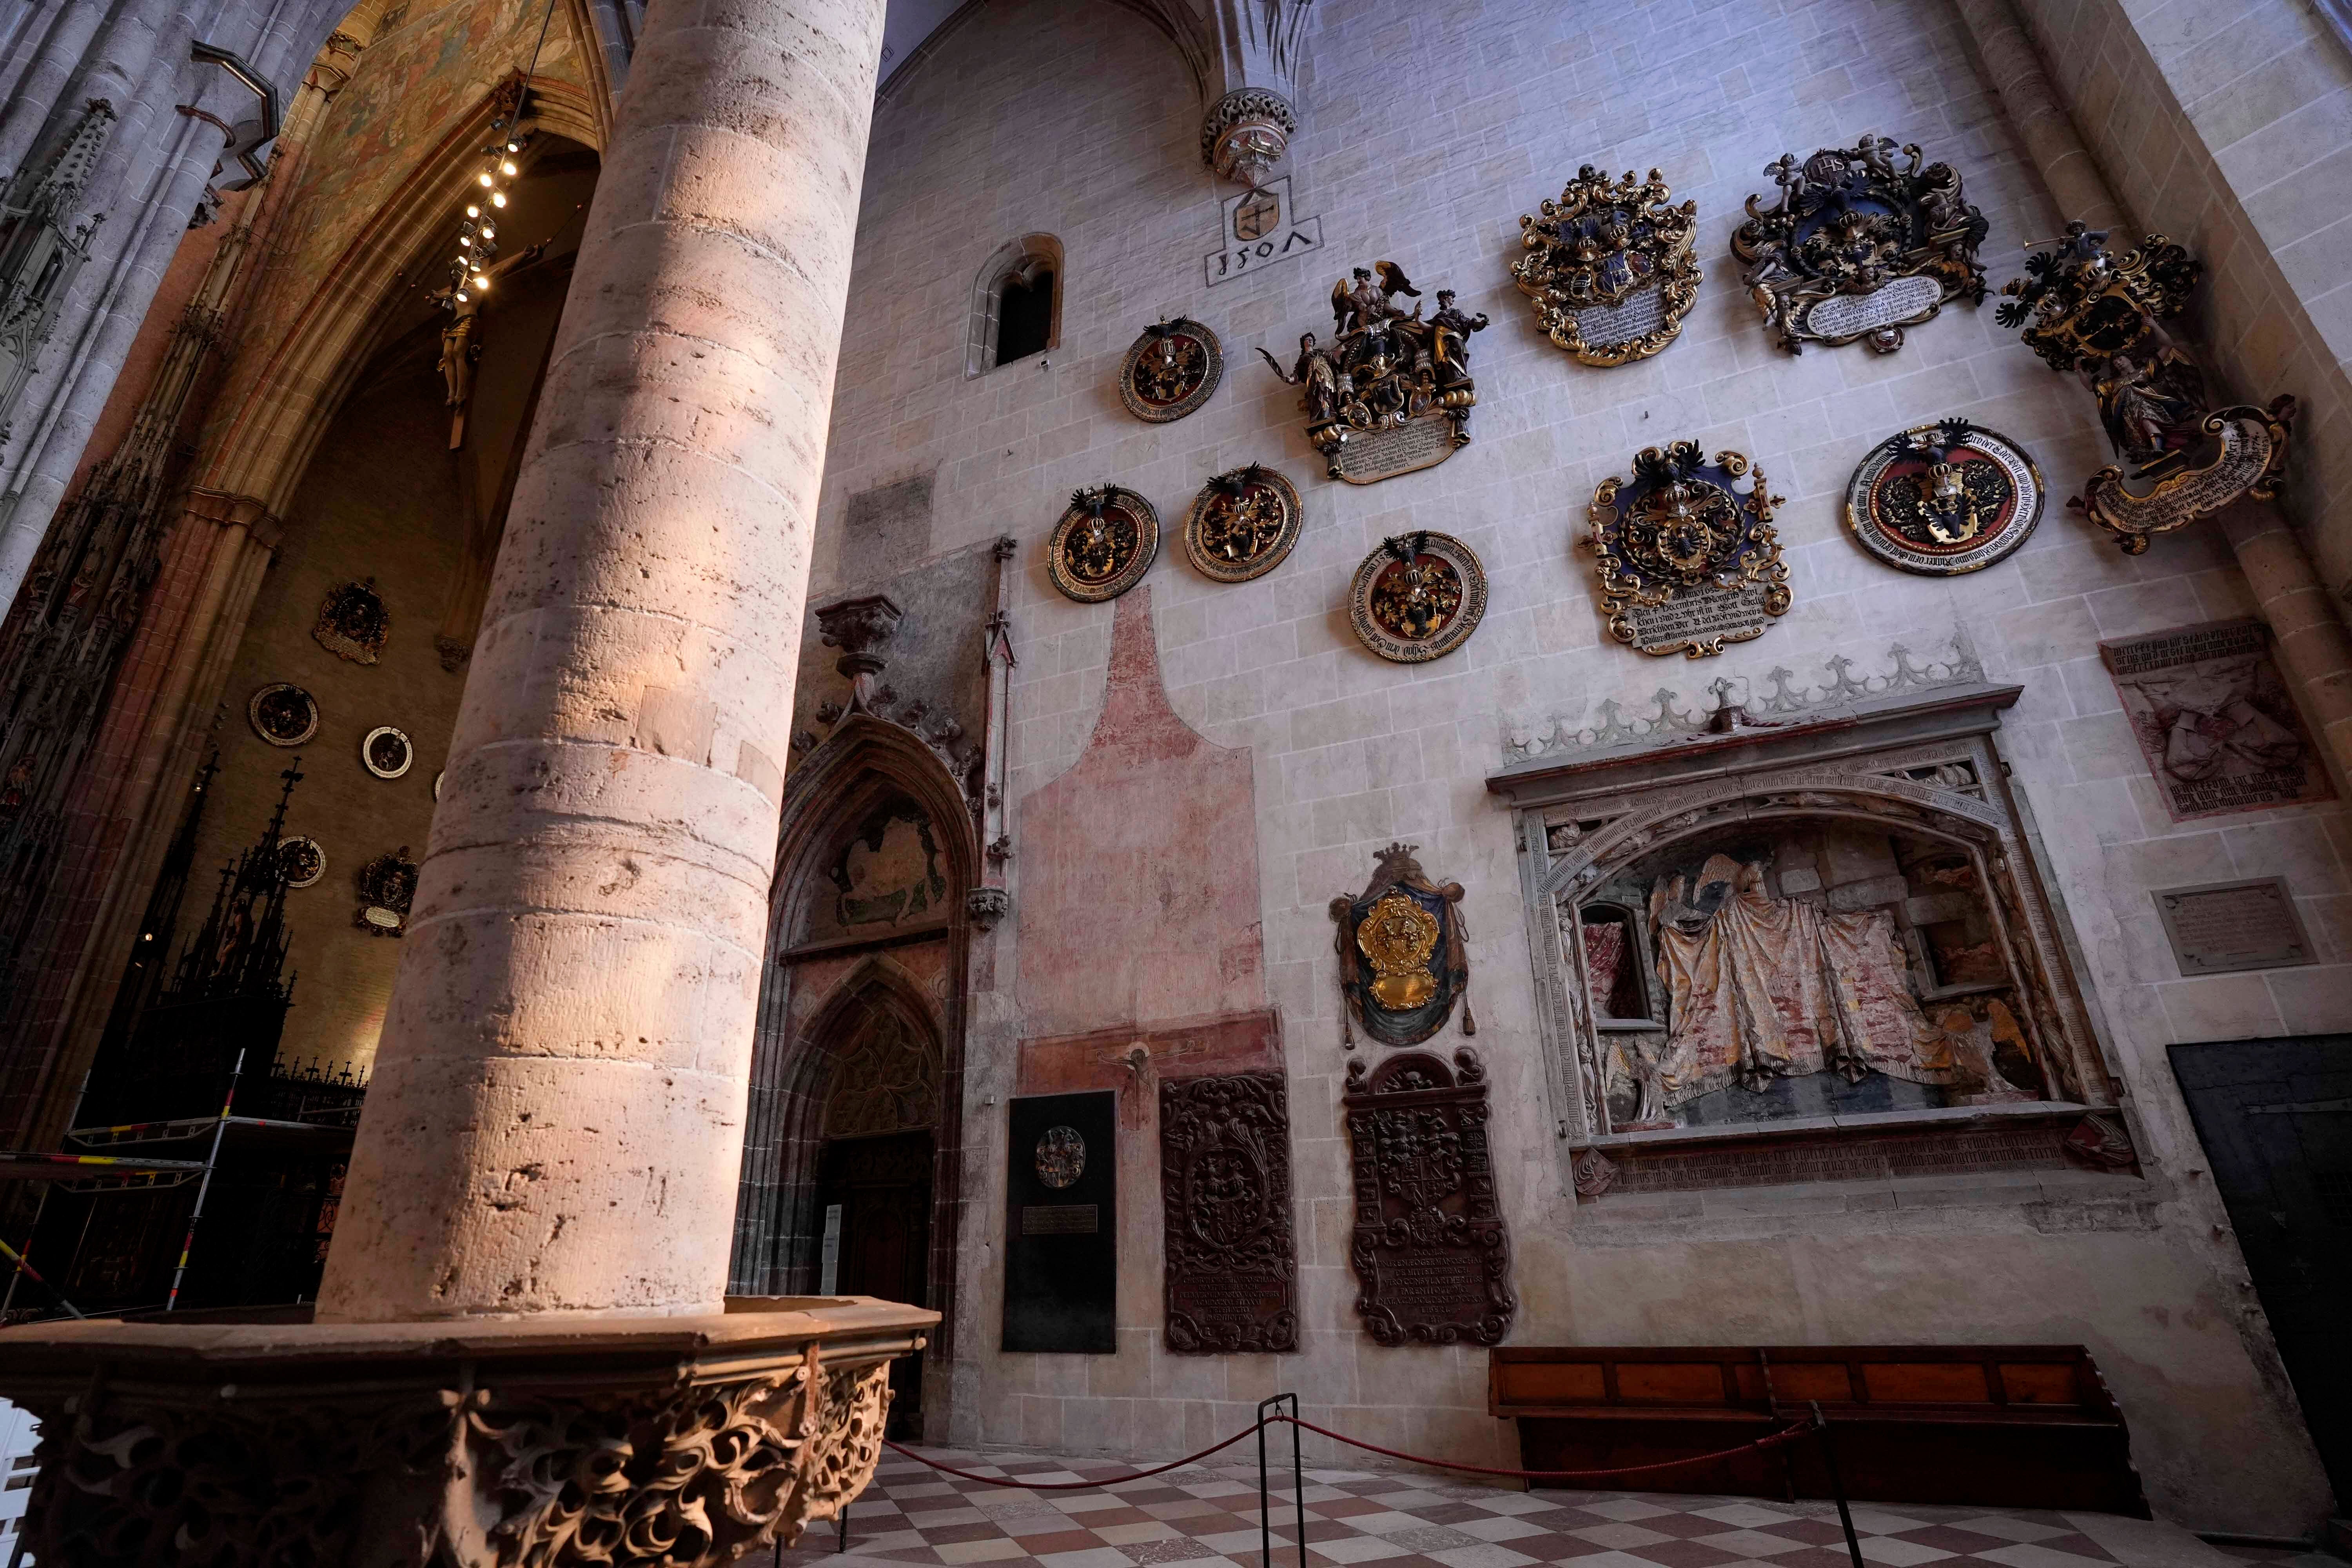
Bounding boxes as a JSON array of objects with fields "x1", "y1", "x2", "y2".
[{"x1": 784, "y1": 1446, "x2": 2244, "y2": 1568}]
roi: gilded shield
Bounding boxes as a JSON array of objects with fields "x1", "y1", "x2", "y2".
[
  {"x1": 1512, "y1": 166, "x2": 1699, "y2": 367},
  {"x1": 1328, "y1": 843, "x2": 1472, "y2": 1048}
]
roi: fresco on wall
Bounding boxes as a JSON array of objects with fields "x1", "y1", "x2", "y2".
[
  {"x1": 1573, "y1": 824, "x2": 2047, "y2": 1130},
  {"x1": 805, "y1": 799, "x2": 949, "y2": 942}
]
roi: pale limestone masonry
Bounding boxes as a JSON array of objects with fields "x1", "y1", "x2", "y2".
[
  {"x1": 813, "y1": 0, "x2": 2348, "y2": 1531},
  {"x1": 316, "y1": 0, "x2": 887, "y2": 1322}
]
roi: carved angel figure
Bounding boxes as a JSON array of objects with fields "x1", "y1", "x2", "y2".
[{"x1": 1256, "y1": 332, "x2": 1344, "y2": 425}]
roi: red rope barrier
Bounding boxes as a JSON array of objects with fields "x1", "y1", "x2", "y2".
[
  {"x1": 878, "y1": 1410, "x2": 1817, "y2": 1491},
  {"x1": 1269, "y1": 1412, "x2": 1818, "y2": 1484},
  {"x1": 878, "y1": 1423, "x2": 1266, "y2": 1489}
]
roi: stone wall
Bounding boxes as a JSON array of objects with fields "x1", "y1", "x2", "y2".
[{"x1": 810, "y1": 0, "x2": 2348, "y2": 1529}]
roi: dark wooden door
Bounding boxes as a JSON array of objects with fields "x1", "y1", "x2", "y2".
[
  {"x1": 816, "y1": 1130, "x2": 931, "y2": 1437},
  {"x1": 2170, "y1": 1036, "x2": 2352, "y2": 1501}
]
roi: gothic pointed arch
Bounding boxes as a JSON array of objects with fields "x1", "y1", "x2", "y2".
[{"x1": 734, "y1": 711, "x2": 975, "y2": 1439}]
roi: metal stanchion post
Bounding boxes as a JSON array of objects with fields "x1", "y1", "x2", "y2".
[
  {"x1": 1257, "y1": 1393, "x2": 1304, "y2": 1568},
  {"x1": 839, "y1": 1503, "x2": 849, "y2": 1553},
  {"x1": 1809, "y1": 1403, "x2": 1865, "y2": 1568}
]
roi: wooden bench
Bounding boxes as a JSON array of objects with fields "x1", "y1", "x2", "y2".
[{"x1": 1490, "y1": 1345, "x2": 2147, "y2": 1514}]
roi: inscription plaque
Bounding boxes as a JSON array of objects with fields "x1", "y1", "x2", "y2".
[
  {"x1": 1341, "y1": 1047, "x2": 1515, "y2": 1346},
  {"x1": 1335, "y1": 411, "x2": 1459, "y2": 485},
  {"x1": 1801, "y1": 274, "x2": 1943, "y2": 341},
  {"x1": 1003, "y1": 1091, "x2": 1116, "y2": 1352},
  {"x1": 1160, "y1": 1073, "x2": 1298, "y2": 1354},
  {"x1": 2101, "y1": 619, "x2": 2335, "y2": 820},
  {"x1": 2152, "y1": 877, "x2": 2316, "y2": 976},
  {"x1": 1623, "y1": 584, "x2": 1773, "y2": 655}
]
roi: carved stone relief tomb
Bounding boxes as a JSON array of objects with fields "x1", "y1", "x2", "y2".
[{"x1": 1489, "y1": 684, "x2": 2129, "y2": 1194}]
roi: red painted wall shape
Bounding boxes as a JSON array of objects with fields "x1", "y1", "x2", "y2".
[{"x1": 1015, "y1": 586, "x2": 1266, "y2": 1037}]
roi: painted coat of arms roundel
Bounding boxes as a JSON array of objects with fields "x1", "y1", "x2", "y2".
[
  {"x1": 1046, "y1": 485, "x2": 1158, "y2": 603},
  {"x1": 1118, "y1": 318, "x2": 1222, "y2": 422},
  {"x1": 1328, "y1": 842, "x2": 1473, "y2": 1048},
  {"x1": 1183, "y1": 463, "x2": 1301, "y2": 583},
  {"x1": 1846, "y1": 419, "x2": 2043, "y2": 575},
  {"x1": 1347, "y1": 530, "x2": 1486, "y2": 662}
]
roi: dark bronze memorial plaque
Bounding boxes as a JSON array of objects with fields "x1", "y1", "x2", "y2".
[
  {"x1": 1004, "y1": 1091, "x2": 1116, "y2": 1352},
  {"x1": 1342, "y1": 1047, "x2": 1515, "y2": 1346},
  {"x1": 1160, "y1": 1072, "x2": 1297, "y2": 1353}
]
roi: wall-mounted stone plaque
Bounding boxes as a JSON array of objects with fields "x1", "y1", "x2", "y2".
[
  {"x1": 1003, "y1": 1091, "x2": 1116, "y2": 1352},
  {"x1": 1160, "y1": 1072, "x2": 1297, "y2": 1353},
  {"x1": 1342, "y1": 1048, "x2": 1514, "y2": 1346},
  {"x1": 2152, "y1": 878, "x2": 2316, "y2": 976},
  {"x1": 2101, "y1": 619, "x2": 2334, "y2": 821}
]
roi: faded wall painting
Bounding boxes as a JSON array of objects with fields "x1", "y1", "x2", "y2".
[
  {"x1": 1576, "y1": 822, "x2": 2046, "y2": 1130},
  {"x1": 2101, "y1": 620, "x2": 2334, "y2": 821},
  {"x1": 802, "y1": 796, "x2": 949, "y2": 943}
]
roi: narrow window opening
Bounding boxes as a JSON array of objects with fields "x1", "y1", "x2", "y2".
[{"x1": 995, "y1": 265, "x2": 1053, "y2": 365}]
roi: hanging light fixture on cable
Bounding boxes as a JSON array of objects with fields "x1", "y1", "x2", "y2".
[{"x1": 442, "y1": 0, "x2": 559, "y2": 306}]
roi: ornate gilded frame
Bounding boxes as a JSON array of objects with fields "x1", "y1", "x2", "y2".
[
  {"x1": 1730, "y1": 135, "x2": 1987, "y2": 355},
  {"x1": 1045, "y1": 485, "x2": 1159, "y2": 604},
  {"x1": 1586, "y1": 443, "x2": 1789, "y2": 658},
  {"x1": 1117, "y1": 318, "x2": 1223, "y2": 423},
  {"x1": 1511, "y1": 166, "x2": 1699, "y2": 367},
  {"x1": 1181, "y1": 464, "x2": 1301, "y2": 583},
  {"x1": 1345, "y1": 531, "x2": 1487, "y2": 662}
]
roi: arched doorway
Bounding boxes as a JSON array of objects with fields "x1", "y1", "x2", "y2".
[
  {"x1": 734, "y1": 716, "x2": 977, "y2": 1440},
  {"x1": 809, "y1": 966, "x2": 941, "y2": 1433}
]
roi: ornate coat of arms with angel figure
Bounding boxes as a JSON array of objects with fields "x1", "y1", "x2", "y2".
[
  {"x1": 1998, "y1": 223, "x2": 2295, "y2": 554},
  {"x1": 1258, "y1": 261, "x2": 1486, "y2": 484},
  {"x1": 1730, "y1": 134, "x2": 1986, "y2": 354},
  {"x1": 1511, "y1": 165, "x2": 1699, "y2": 367},
  {"x1": 1328, "y1": 842, "x2": 1474, "y2": 1048},
  {"x1": 1586, "y1": 442, "x2": 1790, "y2": 658}
]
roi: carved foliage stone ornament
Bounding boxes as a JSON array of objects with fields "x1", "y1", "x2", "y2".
[
  {"x1": 1183, "y1": 463, "x2": 1302, "y2": 583},
  {"x1": 1119, "y1": 318, "x2": 1223, "y2": 422},
  {"x1": 312, "y1": 577, "x2": 389, "y2": 663},
  {"x1": 1731, "y1": 135, "x2": 1987, "y2": 354},
  {"x1": 1845, "y1": 419, "x2": 2044, "y2": 575},
  {"x1": 249, "y1": 682, "x2": 319, "y2": 746},
  {"x1": 1342, "y1": 1048, "x2": 1515, "y2": 1347},
  {"x1": 1587, "y1": 442, "x2": 1789, "y2": 658},
  {"x1": 1259, "y1": 262, "x2": 1486, "y2": 483},
  {"x1": 1512, "y1": 166, "x2": 1700, "y2": 367},
  {"x1": 1046, "y1": 485, "x2": 1158, "y2": 603},
  {"x1": 355, "y1": 846, "x2": 418, "y2": 936},
  {"x1": 1160, "y1": 1072, "x2": 1298, "y2": 1354},
  {"x1": 9, "y1": 1324, "x2": 916, "y2": 1568},
  {"x1": 1201, "y1": 89, "x2": 1297, "y2": 188},
  {"x1": 1998, "y1": 223, "x2": 2295, "y2": 554},
  {"x1": 1347, "y1": 531, "x2": 1487, "y2": 663},
  {"x1": 1329, "y1": 842, "x2": 1474, "y2": 1048}
]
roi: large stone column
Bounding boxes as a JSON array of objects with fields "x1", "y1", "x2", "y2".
[
  {"x1": 1954, "y1": 0, "x2": 2352, "y2": 791},
  {"x1": 317, "y1": 0, "x2": 886, "y2": 1322}
]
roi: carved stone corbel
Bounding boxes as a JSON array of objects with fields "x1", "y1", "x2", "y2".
[{"x1": 1200, "y1": 2, "x2": 1312, "y2": 187}]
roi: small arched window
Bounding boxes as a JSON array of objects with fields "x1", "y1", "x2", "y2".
[{"x1": 966, "y1": 234, "x2": 1062, "y2": 377}]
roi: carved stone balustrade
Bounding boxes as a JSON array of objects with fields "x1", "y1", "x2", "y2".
[{"x1": 0, "y1": 1294, "x2": 935, "y2": 1567}]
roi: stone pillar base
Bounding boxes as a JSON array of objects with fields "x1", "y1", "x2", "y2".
[{"x1": 0, "y1": 1296, "x2": 935, "y2": 1567}]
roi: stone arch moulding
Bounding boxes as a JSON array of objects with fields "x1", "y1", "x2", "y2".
[
  {"x1": 191, "y1": 70, "x2": 604, "y2": 517},
  {"x1": 736, "y1": 713, "x2": 978, "y2": 1436},
  {"x1": 1486, "y1": 682, "x2": 2133, "y2": 1178},
  {"x1": 965, "y1": 234, "x2": 1063, "y2": 379}
]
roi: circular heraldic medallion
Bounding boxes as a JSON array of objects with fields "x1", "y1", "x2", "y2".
[
  {"x1": 1846, "y1": 418, "x2": 2042, "y2": 575},
  {"x1": 249, "y1": 683, "x2": 319, "y2": 747},
  {"x1": 1347, "y1": 530, "x2": 1488, "y2": 663},
  {"x1": 1034, "y1": 1126, "x2": 1086, "y2": 1189},
  {"x1": 277, "y1": 835, "x2": 326, "y2": 889},
  {"x1": 361, "y1": 724, "x2": 414, "y2": 779},
  {"x1": 1118, "y1": 318, "x2": 1222, "y2": 423},
  {"x1": 1183, "y1": 463, "x2": 1301, "y2": 583},
  {"x1": 1046, "y1": 485, "x2": 1159, "y2": 603}
]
